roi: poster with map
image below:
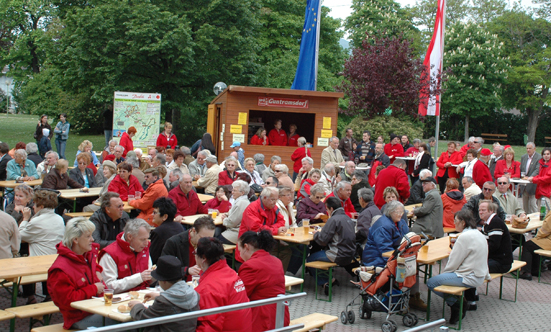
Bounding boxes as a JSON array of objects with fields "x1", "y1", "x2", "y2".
[{"x1": 113, "y1": 91, "x2": 161, "y2": 148}]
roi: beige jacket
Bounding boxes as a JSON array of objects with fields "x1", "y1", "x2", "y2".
[
  {"x1": 0, "y1": 210, "x2": 20, "y2": 259},
  {"x1": 493, "y1": 191, "x2": 525, "y2": 216},
  {"x1": 533, "y1": 212, "x2": 551, "y2": 250},
  {"x1": 197, "y1": 164, "x2": 222, "y2": 194},
  {"x1": 464, "y1": 184, "x2": 482, "y2": 202},
  {"x1": 320, "y1": 146, "x2": 344, "y2": 170}
]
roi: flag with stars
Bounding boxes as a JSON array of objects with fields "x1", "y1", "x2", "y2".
[{"x1": 291, "y1": 0, "x2": 321, "y2": 91}]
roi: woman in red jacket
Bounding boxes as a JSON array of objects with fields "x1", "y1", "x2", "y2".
[
  {"x1": 204, "y1": 186, "x2": 232, "y2": 213},
  {"x1": 436, "y1": 142, "x2": 462, "y2": 194},
  {"x1": 107, "y1": 162, "x2": 144, "y2": 201},
  {"x1": 290, "y1": 137, "x2": 312, "y2": 180},
  {"x1": 494, "y1": 147, "x2": 521, "y2": 181},
  {"x1": 238, "y1": 230, "x2": 290, "y2": 331},
  {"x1": 218, "y1": 157, "x2": 238, "y2": 186},
  {"x1": 48, "y1": 218, "x2": 116, "y2": 330},
  {"x1": 156, "y1": 122, "x2": 178, "y2": 149},
  {"x1": 250, "y1": 127, "x2": 269, "y2": 146},
  {"x1": 441, "y1": 178, "x2": 467, "y2": 228},
  {"x1": 119, "y1": 126, "x2": 137, "y2": 158},
  {"x1": 527, "y1": 148, "x2": 551, "y2": 206},
  {"x1": 195, "y1": 237, "x2": 252, "y2": 332}
]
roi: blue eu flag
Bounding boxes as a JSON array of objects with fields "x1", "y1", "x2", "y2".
[{"x1": 291, "y1": 0, "x2": 320, "y2": 91}]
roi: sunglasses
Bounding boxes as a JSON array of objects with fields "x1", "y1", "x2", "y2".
[
  {"x1": 266, "y1": 182, "x2": 272, "y2": 185},
  {"x1": 483, "y1": 188, "x2": 493, "y2": 191},
  {"x1": 274, "y1": 170, "x2": 282, "y2": 173},
  {"x1": 497, "y1": 182, "x2": 508, "y2": 185}
]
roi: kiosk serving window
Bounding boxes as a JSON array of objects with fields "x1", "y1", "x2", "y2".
[{"x1": 248, "y1": 110, "x2": 315, "y2": 145}]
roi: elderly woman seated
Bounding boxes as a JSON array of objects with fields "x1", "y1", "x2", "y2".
[
  {"x1": 297, "y1": 168, "x2": 321, "y2": 200},
  {"x1": 5, "y1": 184, "x2": 34, "y2": 225},
  {"x1": 296, "y1": 183, "x2": 327, "y2": 224},
  {"x1": 74, "y1": 140, "x2": 100, "y2": 171},
  {"x1": 42, "y1": 159, "x2": 85, "y2": 190},
  {"x1": 356, "y1": 188, "x2": 381, "y2": 243},
  {"x1": 20, "y1": 188, "x2": 66, "y2": 304},
  {"x1": 380, "y1": 186, "x2": 407, "y2": 221},
  {"x1": 69, "y1": 152, "x2": 98, "y2": 188},
  {"x1": 427, "y1": 210, "x2": 490, "y2": 324},
  {"x1": 218, "y1": 180, "x2": 250, "y2": 245},
  {"x1": 48, "y1": 218, "x2": 117, "y2": 329},
  {"x1": 274, "y1": 164, "x2": 294, "y2": 189},
  {"x1": 7, "y1": 149, "x2": 39, "y2": 183},
  {"x1": 107, "y1": 162, "x2": 143, "y2": 201}
]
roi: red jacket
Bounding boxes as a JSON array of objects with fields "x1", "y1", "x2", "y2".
[
  {"x1": 98, "y1": 233, "x2": 150, "y2": 292},
  {"x1": 374, "y1": 165, "x2": 410, "y2": 208},
  {"x1": 196, "y1": 260, "x2": 252, "y2": 332},
  {"x1": 533, "y1": 159, "x2": 551, "y2": 199},
  {"x1": 156, "y1": 132, "x2": 178, "y2": 149},
  {"x1": 324, "y1": 191, "x2": 356, "y2": 218},
  {"x1": 119, "y1": 132, "x2": 133, "y2": 158},
  {"x1": 168, "y1": 185, "x2": 208, "y2": 217},
  {"x1": 107, "y1": 174, "x2": 144, "y2": 201},
  {"x1": 384, "y1": 143, "x2": 404, "y2": 163},
  {"x1": 204, "y1": 197, "x2": 231, "y2": 213},
  {"x1": 288, "y1": 133, "x2": 300, "y2": 147},
  {"x1": 236, "y1": 199, "x2": 285, "y2": 262},
  {"x1": 268, "y1": 129, "x2": 287, "y2": 146},
  {"x1": 368, "y1": 159, "x2": 382, "y2": 187},
  {"x1": 129, "y1": 179, "x2": 169, "y2": 225},
  {"x1": 459, "y1": 143, "x2": 471, "y2": 159},
  {"x1": 436, "y1": 151, "x2": 463, "y2": 178},
  {"x1": 472, "y1": 160, "x2": 492, "y2": 188},
  {"x1": 250, "y1": 135, "x2": 269, "y2": 146},
  {"x1": 494, "y1": 160, "x2": 521, "y2": 181},
  {"x1": 238, "y1": 250, "x2": 290, "y2": 331},
  {"x1": 218, "y1": 170, "x2": 238, "y2": 186},
  {"x1": 290, "y1": 147, "x2": 312, "y2": 174},
  {"x1": 48, "y1": 242, "x2": 104, "y2": 329},
  {"x1": 441, "y1": 190, "x2": 467, "y2": 228}
]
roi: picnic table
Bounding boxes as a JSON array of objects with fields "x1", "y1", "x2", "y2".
[
  {"x1": 180, "y1": 213, "x2": 223, "y2": 226},
  {"x1": 0, "y1": 179, "x2": 43, "y2": 189},
  {"x1": 71, "y1": 293, "x2": 147, "y2": 323},
  {"x1": 395, "y1": 156, "x2": 417, "y2": 161},
  {"x1": 506, "y1": 212, "x2": 542, "y2": 256},
  {"x1": 509, "y1": 178, "x2": 530, "y2": 197},
  {"x1": 197, "y1": 194, "x2": 211, "y2": 203},
  {"x1": 93, "y1": 200, "x2": 135, "y2": 212},
  {"x1": 0, "y1": 255, "x2": 58, "y2": 332},
  {"x1": 59, "y1": 187, "x2": 103, "y2": 211}
]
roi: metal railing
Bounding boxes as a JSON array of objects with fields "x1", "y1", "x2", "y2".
[
  {"x1": 76, "y1": 292, "x2": 307, "y2": 332},
  {"x1": 403, "y1": 318, "x2": 447, "y2": 331}
]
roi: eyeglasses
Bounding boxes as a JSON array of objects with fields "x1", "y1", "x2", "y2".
[
  {"x1": 473, "y1": 141, "x2": 479, "y2": 143},
  {"x1": 266, "y1": 182, "x2": 272, "y2": 185},
  {"x1": 483, "y1": 188, "x2": 493, "y2": 191},
  {"x1": 152, "y1": 211, "x2": 159, "y2": 215},
  {"x1": 274, "y1": 170, "x2": 282, "y2": 173},
  {"x1": 497, "y1": 182, "x2": 508, "y2": 185},
  {"x1": 315, "y1": 196, "x2": 325, "y2": 199}
]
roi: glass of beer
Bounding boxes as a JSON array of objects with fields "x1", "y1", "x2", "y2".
[
  {"x1": 104, "y1": 289, "x2": 114, "y2": 306},
  {"x1": 302, "y1": 219, "x2": 310, "y2": 227}
]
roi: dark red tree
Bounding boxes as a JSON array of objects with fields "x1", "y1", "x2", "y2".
[{"x1": 337, "y1": 33, "x2": 443, "y2": 117}]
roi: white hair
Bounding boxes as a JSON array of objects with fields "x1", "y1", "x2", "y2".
[
  {"x1": 115, "y1": 145, "x2": 125, "y2": 152},
  {"x1": 302, "y1": 157, "x2": 314, "y2": 165},
  {"x1": 260, "y1": 186, "x2": 278, "y2": 199},
  {"x1": 63, "y1": 218, "x2": 95, "y2": 248},
  {"x1": 124, "y1": 218, "x2": 150, "y2": 237},
  {"x1": 15, "y1": 149, "x2": 27, "y2": 159},
  {"x1": 232, "y1": 180, "x2": 250, "y2": 195},
  {"x1": 26, "y1": 143, "x2": 38, "y2": 154},
  {"x1": 419, "y1": 169, "x2": 432, "y2": 179},
  {"x1": 275, "y1": 163, "x2": 289, "y2": 174}
]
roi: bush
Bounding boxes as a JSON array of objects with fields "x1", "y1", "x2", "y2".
[{"x1": 345, "y1": 115, "x2": 424, "y2": 142}]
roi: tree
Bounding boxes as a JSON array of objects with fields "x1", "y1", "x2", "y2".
[
  {"x1": 441, "y1": 22, "x2": 510, "y2": 140},
  {"x1": 489, "y1": 9, "x2": 551, "y2": 142},
  {"x1": 469, "y1": 0, "x2": 507, "y2": 24},
  {"x1": 345, "y1": 0, "x2": 419, "y2": 50},
  {"x1": 336, "y1": 33, "x2": 440, "y2": 118},
  {"x1": 533, "y1": 0, "x2": 551, "y2": 19}
]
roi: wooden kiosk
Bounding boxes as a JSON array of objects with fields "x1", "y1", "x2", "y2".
[{"x1": 207, "y1": 86, "x2": 344, "y2": 168}]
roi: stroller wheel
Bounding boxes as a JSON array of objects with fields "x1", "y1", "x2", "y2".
[
  {"x1": 340, "y1": 311, "x2": 348, "y2": 325},
  {"x1": 381, "y1": 321, "x2": 394, "y2": 332},
  {"x1": 347, "y1": 310, "x2": 355, "y2": 324},
  {"x1": 403, "y1": 313, "x2": 418, "y2": 327}
]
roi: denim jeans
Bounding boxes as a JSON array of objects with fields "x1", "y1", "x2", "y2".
[
  {"x1": 55, "y1": 138, "x2": 67, "y2": 159},
  {"x1": 104, "y1": 130, "x2": 112, "y2": 149},
  {"x1": 72, "y1": 314, "x2": 118, "y2": 329},
  {"x1": 427, "y1": 272, "x2": 472, "y2": 306},
  {"x1": 307, "y1": 250, "x2": 331, "y2": 285}
]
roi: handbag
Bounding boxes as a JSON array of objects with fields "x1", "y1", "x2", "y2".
[{"x1": 251, "y1": 183, "x2": 263, "y2": 193}]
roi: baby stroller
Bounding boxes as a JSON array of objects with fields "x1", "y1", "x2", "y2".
[{"x1": 340, "y1": 232, "x2": 424, "y2": 332}]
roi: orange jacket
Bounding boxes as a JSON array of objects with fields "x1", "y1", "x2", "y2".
[
  {"x1": 441, "y1": 190, "x2": 466, "y2": 228},
  {"x1": 129, "y1": 179, "x2": 168, "y2": 225}
]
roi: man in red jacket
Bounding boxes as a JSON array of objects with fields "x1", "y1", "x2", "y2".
[
  {"x1": 235, "y1": 187, "x2": 287, "y2": 264},
  {"x1": 384, "y1": 134, "x2": 404, "y2": 164},
  {"x1": 169, "y1": 174, "x2": 208, "y2": 222},
  {"x1": 473, "y1": 148, "x2": 493, "y2": 188},
  {"x1": 99, "y1": 218, "x2": 154, "y2": 293},
  {"x1": 324, "y1": 181, "x2": 356, "y2": 218},
  {"x1": 374, "y1": 159, "x2": 410, "y2": 208},
  {"x1": 268, "y1": 119, "x2": 288, "y2": 146}
]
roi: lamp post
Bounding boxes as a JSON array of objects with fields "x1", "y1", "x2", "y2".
[{"x1": 5, "y1": 79, "x2": 11, "y2": 117}]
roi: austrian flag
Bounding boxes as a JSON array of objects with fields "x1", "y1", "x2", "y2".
[{"x1": 418, "y1": 0, "x2": 446, "y2": 116}]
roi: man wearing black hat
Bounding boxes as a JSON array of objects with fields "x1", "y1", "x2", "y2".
[
  {"x1": 128, "y1": 255, "x2": 200, "y2": 332},
  {"x1": 411, "y1": 176, "x2": 444, "y2": 239}
]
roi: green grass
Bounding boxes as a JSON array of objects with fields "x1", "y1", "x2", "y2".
[{"x1": 0, "y1": 114, "x2": 105, "y2": 165}]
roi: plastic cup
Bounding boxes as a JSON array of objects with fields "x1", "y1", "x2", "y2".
[
  {"x1": 104, "y1": 289, "x2": 113, "y2": 306},
  {"x1": 302, "y1": 219, "x2": 310, "y2": 227},
  {"x1": 135, "y1": 191, "x2": 142, "y2": 199},
  {"x1": 212, "y1": 210, "x2": 218, "y2": 219},
  {"x1": 128, "y1": 195, "x2": 135, "y2": 202},
  {"x1": 449, "y1": 234, "x2": 459, "y2": 248}
]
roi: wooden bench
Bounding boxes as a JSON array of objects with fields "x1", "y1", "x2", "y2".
[
  {"x1": 534, "y1": 249, "x2": 551, "y2": 284},
  {"x1": 223, "y1": 244, "x2": 236, "y2": 269},
  {"x1": 304, "y1": 261, "x2": 338, "y2": 302},
  {"x1": 65, "y1": 211, "x2": 93, "y2": 218},
  {"x1": 484, "y1": 260, "x2": 526, "y2": 302},
  {"x1": 481, "y1": 133, "x2": 507, "y2": 143},
  {"x1": 545, "y1": 137, "x2": 551, "y2": 145},
  {"x1": 433, "y1": 285, "x2": 469, "y2": 330},
  {"x1": 0, "y1": 310, "x2": 15, "y2": 322},
  {"x1": 284, "y1": 276, "x2": 304, "y2": 291},
  {"x1": 443, "y1": 227, "x2": 456, "y2": 234},
  {"x1": 1, "y1": 273, "x2": 49, "y2": 289},
  {"x1": 5, "y1": 301, "x2": 59, "y2": 330},
  {"x1": 31, "y1": 323, "x2": 76, "y2": 332},
  {"x1": 290, "y1": 313, "x2": 338, "y2": 332}
]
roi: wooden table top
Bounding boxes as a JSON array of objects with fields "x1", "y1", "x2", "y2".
[
  {"x1": 71, "y1": 293, "x2": 152, "y2": 323},
  {"x1": 0, "y1": 179, "x2": 43, "y2": 189},
  {"x1": 59, "y1": 187, "x2": 103, "y2": 199},
  {"x1": 274, "y1": 227, "x2": 315, "y2": 244},
  {"x1": 0, "y1": 254, "x2": 58, "y2": 280},
  {"x1": 197, "y1": 194, "x2": 211, "y2": 203},
  {"x1": 180, "y1": 214, "x2": 223, "y2": 226},
  {"x1": 284, "y1": 275, "x2": 304, "y2": 290},
  {"x1": 507, "y1": 212, "x2": 542, "y2": 234},
  {"x1": 382, "y1": 236, "x2": 451, "y2": 265}
]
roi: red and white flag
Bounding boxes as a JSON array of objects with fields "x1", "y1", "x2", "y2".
[{"x1": 419, "y1": 0, "x2": 446, "y2": 116}]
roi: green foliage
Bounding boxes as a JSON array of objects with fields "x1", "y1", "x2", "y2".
[
  {"x1": 345, "y1": 115, "x2": 424, "y2": 142},
  {"x1": 345, "y1": 0, "x2": 420, "y2": 51},
  {"x1": 442, "y1": 22, "x2": 510, "y2": 130},
  {"x1": 337, "y1": 113, "x2": 355, "y2": 136},
  {"x1": 469, "y1": 0, "x2": 507, "y2": 24}
]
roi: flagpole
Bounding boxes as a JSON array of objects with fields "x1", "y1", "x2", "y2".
[
  {"x1": 434, "y1": 0, "x2": 446, "y2": 162},
  {"x1": 314, "y1": 0, "x2": 321, "y2": 91}
]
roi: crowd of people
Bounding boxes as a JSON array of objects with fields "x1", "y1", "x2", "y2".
[{"x1": 1, "y1": 117, "x2": 551, "y2": 329}]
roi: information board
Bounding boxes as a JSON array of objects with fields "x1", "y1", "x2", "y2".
[{"x1": 113, "y1": 91, "x2": 161, "y2": 148}]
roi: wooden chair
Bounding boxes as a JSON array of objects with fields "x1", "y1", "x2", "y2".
[{"x1": 31, "y1": 323, "x2": 77, "y2": 332}]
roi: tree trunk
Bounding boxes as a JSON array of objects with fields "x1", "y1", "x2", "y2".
[
  {"x1": 464, "y1": 115, "x2": 470, "y2": 142},
  {"x1": 526, "y1": 89, "x2": 548, "y2": 143}
]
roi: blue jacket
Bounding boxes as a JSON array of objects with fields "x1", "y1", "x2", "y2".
[
  {"x1": 362, "y1": 214, "x2": 409, "y2": 267},
  {"x1": 54, "y1": 121, "x2": 70, "y2": 140},
  {"x1": 7, "y1": 159, "x2": 39, "y2": 181},
  {"x1": 38, "y1": 137, "x2": 52, "y2": 157}
]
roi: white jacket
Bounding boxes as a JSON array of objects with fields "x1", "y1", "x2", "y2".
[{"x1": 19, "y1": 208, "x2": 64, "y2": 257}]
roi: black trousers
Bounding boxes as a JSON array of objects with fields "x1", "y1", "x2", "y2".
[
  {"x1": 488, "y1": 258, "x2": 511, "y2": 274},
  {"x1": 437, "y1": 169, "x2": 449, "y2": 194},
  {"x1": 22, "y1": 282, "x2": 49, "y2": 298},
  {"x1": 521, "y1": 240, "x2": 543, "y2": 275}
]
